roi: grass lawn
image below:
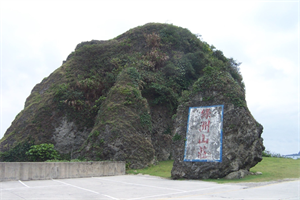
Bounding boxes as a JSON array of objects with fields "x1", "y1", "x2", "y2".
[
  {"x1": 126, "y1": 157, "x2": 300, "y2": 183},
  {"x1": 127, "y1": 160, "x2": 174, "y2": 178}
]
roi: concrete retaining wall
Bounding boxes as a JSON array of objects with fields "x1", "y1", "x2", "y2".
[{"x1": 0, "y1": 161, "x2": 125, "y2": 182}]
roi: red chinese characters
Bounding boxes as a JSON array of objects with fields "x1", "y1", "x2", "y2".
[
  {"x1": 198, "y1": 134, "x2": 208, "y2": 144},
  {"x1": 200, "y1": 121, "x2": 210, "y2": 133},
  {"x1": 199, "y1": 109, "x2": 211, "y2": 133},
  {"x1": 201, "y1": 108, "x2": 211, "y2": 119},
  {"x1": 198, "y1": 146, "x2": 208, "y2": 159},
  {"x1": 198, "y1": 134, "x2": 209, "y2": 159},
  {"x1": 198, "y1": 108, "x2": 211, "y2": 159}
]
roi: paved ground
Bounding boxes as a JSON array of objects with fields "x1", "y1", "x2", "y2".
[{"x1": 0, "y1": 174, "x2": 299, "y2": 199}]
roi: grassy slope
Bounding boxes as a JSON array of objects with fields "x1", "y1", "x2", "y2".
[{"x1": 126, "y1": 157, "x2": 300, "y2": 183}]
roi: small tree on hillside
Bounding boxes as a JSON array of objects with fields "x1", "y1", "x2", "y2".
[{"x1": 26, "y1": 143, "x2": 60, "y2": 161}]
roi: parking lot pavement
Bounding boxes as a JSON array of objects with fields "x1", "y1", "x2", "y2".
[{"x1": 0, "y1": 174, "x2": 299, "y2": 200}]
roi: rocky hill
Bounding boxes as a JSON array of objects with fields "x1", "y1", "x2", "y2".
[{"x1": 0, "y1": 23, "x2": 264, "y2": 171}]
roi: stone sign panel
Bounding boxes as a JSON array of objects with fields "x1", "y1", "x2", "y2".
[{"x1": 184, "y1": 105, "x2": 224, "y2": 162}]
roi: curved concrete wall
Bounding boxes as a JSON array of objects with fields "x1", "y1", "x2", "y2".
[{"x1": 0, "y1": 161, "x2": 125, "y2": 181}]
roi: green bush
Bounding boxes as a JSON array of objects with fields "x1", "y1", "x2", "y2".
[
  {"x1": 26, "y1": 143, "x2": 60, "y2": 162},
  {"x1": 262, "y1": 150, "x2": 285, "y2": 158},
  {"x1": 0, "y1": 139, "x2": 34, "y2": 162},
  {"x1": 262, "y1": 150, "x2": 271, "y2": 157}
]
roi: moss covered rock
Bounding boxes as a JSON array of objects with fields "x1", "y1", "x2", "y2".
[
  {"x1": 0, "y1": 23, "x2": 264, "y2": 171},
  {"x1": 171, "y1": 69, "x2": 264, "y2": 179}
]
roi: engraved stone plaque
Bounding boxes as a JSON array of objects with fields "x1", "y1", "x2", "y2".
[{"x1": 184, "y1": 105, "x2": 224, "y2": 162}]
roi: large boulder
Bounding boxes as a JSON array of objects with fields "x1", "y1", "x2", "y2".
[
  {"x1": 171, "y1": 69, "x2": 264, "y2": 179},
  {"x1": 0, "y1": 23, "x2": 264, "y2": 171}
]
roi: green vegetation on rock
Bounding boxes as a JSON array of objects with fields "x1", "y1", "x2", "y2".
[
  {"x1": 0, "y1": 23, "x2": 250, "y2": 169},
  {"x1": 0, "y1": 139, "x2": 34, "y2": 162}
]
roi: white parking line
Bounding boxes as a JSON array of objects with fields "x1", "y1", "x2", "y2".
[
  {"x1": 1, "y1": 184, "x2": 67, "y2": 191},
  {"x1": 52, "y1": 179, "x2": 99, "y2": 194},
  {"x1": 52, "y1": 179, "x2": 119, "y2": 200},
  {"x1": 18, "y1": 180, "x2": 30, "y2": 188},
  {"x1": 126, "y1": 185, "x2": 228, "y2": 200},
  {"x1": 103, "y1": 194, "x2": 120, "y2": 200},
  {"x1": 94, "y1": 177, "x2": 187, "y2": 192}
]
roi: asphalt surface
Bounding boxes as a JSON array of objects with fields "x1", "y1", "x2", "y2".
[{"x1": 0, "y1": 174, "x2": 299, "y2": 199}]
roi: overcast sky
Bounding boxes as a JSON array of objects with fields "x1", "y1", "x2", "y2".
[{"x1": 0, "y1": 0, "x2": 299, "y2": 155}]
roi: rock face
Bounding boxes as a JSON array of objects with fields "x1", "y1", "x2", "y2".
[
  {"x1": 80, "y1": 67, "x2": 156, "y2": 168},
  {"x1": 171, "y1": 70, "x2": 264, "y2": 179},
  {"x1": 224, "y1": 169, "x2": 249, "y2": 180},
  {"x1": 0, "y1": 23, "x2": 264, "y2": 172},
  {"x1": 53, "y1": 118, "x2": 89, "y2": 156}
]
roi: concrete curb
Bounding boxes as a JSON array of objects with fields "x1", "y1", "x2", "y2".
[{"x1": 0, "y1": 161, "x2": 125, "y2": 181}]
